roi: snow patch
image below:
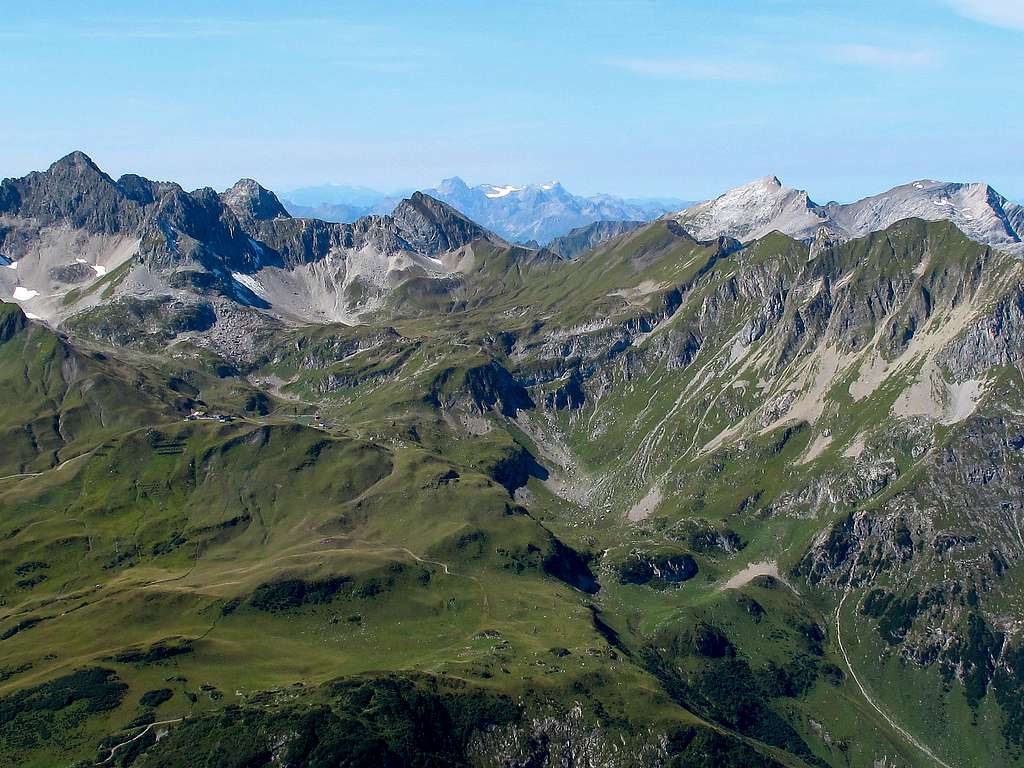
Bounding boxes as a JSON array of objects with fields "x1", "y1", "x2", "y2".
[
  {"x1": 248, "y1": 238, "x2": 265, "y2": 266},
  {"x1": 231, "y1": 272, "x2": 265, "y2": 295},
  {"x1": 76, "y1": 258, "x2": 108, "y2": 276},
  {"x1": 12, "y1": 286, "x2": 39, "y2": 301},
  {"x1": 483, "y1": 185, "x2": 522, "y2": 199}
]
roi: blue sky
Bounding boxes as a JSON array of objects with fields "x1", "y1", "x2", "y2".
[{"x1": 1, "y1": 0, "x2": 1021, "y2": 202}]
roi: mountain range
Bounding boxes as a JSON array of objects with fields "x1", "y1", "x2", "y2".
[
  {"x1": 2, "y1": 152, "x2": 1024, "y2": 768},
  {"x1": 283, "y1": 177, "x2": 689, "y2": 244},
  {"x1": 671, "y1": 175, "x2": 1024, "y2": 254}
]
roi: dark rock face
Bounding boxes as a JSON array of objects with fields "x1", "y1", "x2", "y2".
[
  {"x1": 691, "y1": 622, "x2": 736, "y2": 658},
  {"x1": 116, "y1": 173, "x2": 176, "y2": 206},
  {"x1": 489, "y1": 444, "x2": 548, "y2": 495},
  {"x1": 463, "y1": 361, "x2": 534, "y2": 417},
  {"x1": 545, "y1": 370, "x2": 586, "y2": 410},
  {"x1": 221, "y1": 178, "x2": 290, "y2": 223},
  {"x1": 48, "y1": 262, "x2": 95, "y2": 283},
  {"x1": 0, "y1": 302, "x2": 28, "y2": 342},
  {"x1": 619, "y1": 553, "x2": 698, "y2": 588},
  {"x1": 241, "y1": 192, "x2": 496, "y2": 272},
  {"x1": 542, "y1": 538, "x2": 599, "y2": 594},
  {"x1": 391, "y1": 192, "x2": 500, "y2": 255},
  {"x1": 0, "y1": 151, "x2": 145, "y2": 235},
  {"x1": 140, "y1": 184, "x2": 255, "y2": 273},
  {"x1": 0, "y1": 153, "x2": 505, "y2": 312}
]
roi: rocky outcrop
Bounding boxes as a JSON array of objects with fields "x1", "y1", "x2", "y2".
[
  {"x1": 429, "y1": 360, "x2": 534, "y2": 418},
  {"x1": 618, "y1": 552, "x2": 698, "y2": 588},
  {"x1": 0, "y1": 301, "x2": 28, "y2": 342},
  {"x1": 391, "y1": 192, "x2": 501, "y2": 255},
  {"x1": 0, "y1": 151, "x2": 145, "y2": 235},
  {"x1": 221, "y1": 178, "x2": 290, "y2": 223},
  {"x1": 67, "y1": 296, "x2": 217, "y2": 347},
  {"x1": 0, "y1": 153, "x2": 526, "y2": 333},
  {"x1": 469, "y1": 704, "x2": 670, "y2": 768}
]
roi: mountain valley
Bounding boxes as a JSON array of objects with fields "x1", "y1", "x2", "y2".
[{"x1": 1, "y1": 153, "x2": 1024, "y2": 768}]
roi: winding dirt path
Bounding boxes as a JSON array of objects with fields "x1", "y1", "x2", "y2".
[
  {"x1": 0, "y1": 449, "x2": 95, "y2": 483},
  {"x1": 96, "y1": 718, "x2": 183, "y2": 765},
  {"x1": 835, "y1": 589, "x2": 953, "y2": 768}
]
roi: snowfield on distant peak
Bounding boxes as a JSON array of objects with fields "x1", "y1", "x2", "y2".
[{"x1": 483, "y1": 185, "x2": 523, "y2": 198}]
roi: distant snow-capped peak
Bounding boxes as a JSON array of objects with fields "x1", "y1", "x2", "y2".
[{"x1": 420, "y1": 179, "x2": 678, "y2": 243}]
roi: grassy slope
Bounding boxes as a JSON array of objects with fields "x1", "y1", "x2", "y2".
[{"x1": 1, "y1": 217, "x2": 1022, "y2": 766}]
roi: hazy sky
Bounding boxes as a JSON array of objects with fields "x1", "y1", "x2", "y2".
[{"x1": 2, "y1": 0, "x2": 1022, "y2": 201}]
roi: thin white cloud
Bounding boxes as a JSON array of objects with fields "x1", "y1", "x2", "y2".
[
  {"x1": 609, "y1": 57, "x2": 773, "y2": 82},
  {"x1": 947, "y1": 0, "x2": 1024, "y2": 30},
  {"x1": 832, "y1": 44, "x2": 936, "y2": 68}
]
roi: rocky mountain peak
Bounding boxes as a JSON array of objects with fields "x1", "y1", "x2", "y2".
[
  {"x1": 825, "y1": 179, "x2": 1024, "y2": 252},
  {"x1": 0, "y1": 150, "x2": 141, "y2": 234},
  {"x1": 48, "y1": 150, "x2": 107, "y2": 179},
  {"x1": 672, "y1": 175, "x2": 1024, "y2": 254},
  {"x1": 221, "y1": 178, "x2": 290, "y2": 222},
  {"x1": 391, "y1": 192, "x2": 500, "y2": 254},
  {"x1": 672, "y1": 176, "x2": 824, "y2": 242},
  {"x1": 41, "y1": 151, "x2": 123, "y2": 196},
  {"x1": 436, "y1": 176, "x2": 470, "y2": 195},
  {"x1": 705, "y1": 176, "x2": 813, "y2": 208}
]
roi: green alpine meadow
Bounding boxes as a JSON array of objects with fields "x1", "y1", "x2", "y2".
[
  {"x1": 3, "y1": 4, "x2": 1024, "y2": 764},
  {"x1": 1, "y1": 147, "x2": 1023, "y2": 767}
]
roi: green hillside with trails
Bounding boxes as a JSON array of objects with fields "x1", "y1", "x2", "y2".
[{"x1": 2, "y1": 213, "x2": 1024, "y2": 767}]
